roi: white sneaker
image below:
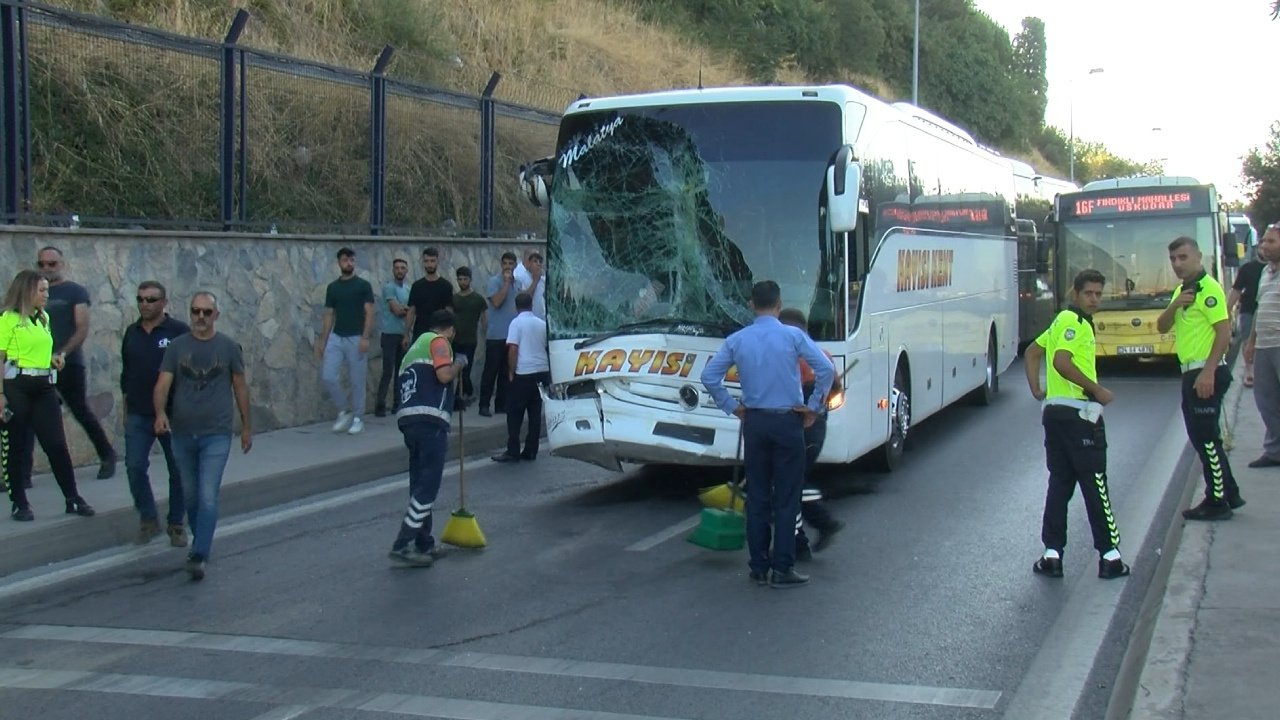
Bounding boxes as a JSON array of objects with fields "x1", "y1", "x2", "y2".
[
  {"x1": 347, "y1": 416, "x2": 364, "y2": 435},
  {"x1": 332, "y1": 411, "x2": 353, "y2": 433}
]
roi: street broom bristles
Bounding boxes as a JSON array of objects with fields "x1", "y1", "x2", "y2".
[
  {"x1": 441, "y1": 509, "x2": 486, "y2": 548},
  {"x1": 698, "y1": 482, "x2": 744, "y2": 512}
]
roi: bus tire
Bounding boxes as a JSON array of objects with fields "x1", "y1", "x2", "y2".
[
  {"x1": 873, "y1": 364, "x2": 909, "y2": 472},
  {"x1": 969, "y1": 330, "x2": 998, "y2": 406}
]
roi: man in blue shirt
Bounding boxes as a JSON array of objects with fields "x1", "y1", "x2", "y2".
[
  {"x1": 701, "y1": 280, "x2": 834, "y2": 588},
  {"x1": 375, "y1": 257, "x2": 411, "y2": 417},
  {"x1": 479, "y1": 252, "x2": 519, "y2": 417}
]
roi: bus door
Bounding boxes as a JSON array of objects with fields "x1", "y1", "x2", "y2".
[{"x1": 839, "y1": 213, "x2": 874, "y2": 461}]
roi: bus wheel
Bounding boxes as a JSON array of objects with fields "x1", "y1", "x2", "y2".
[
  {"x1": 874, "y1": 367, "x2": 909, "y2": 472},
  {"x1": 969, "y1": 331, "x2": 998, "y2": 406}
]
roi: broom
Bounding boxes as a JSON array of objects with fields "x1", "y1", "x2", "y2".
[
  {"x1": 440, "y1": 378, "x2": 487, "y2": 548},
  {"x1": 688, "y1": 422, "x2": 746, "y2": 550}
]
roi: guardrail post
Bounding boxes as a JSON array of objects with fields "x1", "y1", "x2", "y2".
[
  {"x1": 219, "y1": 9, "x2": 248, "y2": 231},
  {"x1": 478, "y1": 71, "x2": 500, "y2": 238},
  {"x1": 1, "y1": 1, "x2": 20, "y2": 223},
  {"x1": 368, "y1": 45, "x2": 393, "y2": 236}
]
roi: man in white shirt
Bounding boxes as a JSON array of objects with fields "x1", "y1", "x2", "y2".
[
  {"x1": 492, "y1": 292, "x2": 549, "y2": 463},
  {"x1": 512, "y1": 249, "x2": 546, "y2": 320}
]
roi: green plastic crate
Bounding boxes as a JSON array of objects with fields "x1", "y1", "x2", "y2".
[{"x1": 687, "y1": 508, "x2": 746, "y2": 551}]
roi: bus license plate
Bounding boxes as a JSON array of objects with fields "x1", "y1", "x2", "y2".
[{"x1": 1116, "y1": 345, "x2": 1154, "y2": 355}]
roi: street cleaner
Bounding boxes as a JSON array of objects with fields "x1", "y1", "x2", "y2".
[{"x1": 387, "y1": 309, "x2": 468, "y2": 567}]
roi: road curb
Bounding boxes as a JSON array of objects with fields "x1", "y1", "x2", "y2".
[
  {"x1": 0, "y1": 423, "x2": 510, "y2": 579},
  {"x1": 1106, "y1": 356, "x2": 1245, "y2": 720}
]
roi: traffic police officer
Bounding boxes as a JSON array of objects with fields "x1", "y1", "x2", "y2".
[
  {"x1": 1156, "y1": 236, "x2": 1244, "y2": 520},
  {"x1": 0, "y1": 269, "x2": 94, "y2": 521},
  {"x1": 1024, "y1": 269, "x2": 1129, "y2": 579},
  {"x1": 701, "y1": 281, "x2": 833, "y2": 589}
]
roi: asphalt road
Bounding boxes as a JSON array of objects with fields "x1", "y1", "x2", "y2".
[{"x1": 0, "y1": 357, "x2": 1192, "y2": 720}]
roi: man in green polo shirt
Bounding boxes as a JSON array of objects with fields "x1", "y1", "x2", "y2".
[
  {"x1": 1024, "y1": 269, "x2": 1129, "y2": 580},
  {"x1": 1156, "y1": 236, "x2": 1244, "y2": 520}
]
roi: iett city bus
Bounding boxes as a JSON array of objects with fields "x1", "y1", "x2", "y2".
[
  {"x1": 1039, "y1": 176, "x2": 1241, "y2": 359},
  {"x1": 517, "y1": 84, "x2": 1017, "y2": 473}
]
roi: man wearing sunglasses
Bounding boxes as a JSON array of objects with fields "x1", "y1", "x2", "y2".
[
  {"x1": 120, "y1": 281, "x2": 189, "y2": 547},
  {"x1": 153, "y1": 292, "x2": 253, "y2": 581},
  {"x1": 35, "y1": 246, "x2": 117, "y2": 479}
]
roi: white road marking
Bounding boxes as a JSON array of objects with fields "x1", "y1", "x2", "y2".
[
  {"x1": 999, "y1": 411, "x2": 1190, "y2": 720},
  {"x1": 0, "y1": 458, "x2": 494, "y2": 604},
  {"x1": 247, "y1": 705, "x2": 312, "y2": 720},
  {"x1": 4, "y1": 623, "x2": 1003, "y2": 709},
  {"x1": 624, "y1": 514, "x2": 701, "y2": 551},
  {"x1": 0, "y1": 668, "x2": 688, "y2": 720}
]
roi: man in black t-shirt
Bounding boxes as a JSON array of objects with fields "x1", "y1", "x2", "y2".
[
  {"x1": 1231, "y1": 252, "x2": 1266, "y2": 386},
  {"x1": 404, "y1": 246, "x2": 454, "y2": 343},
  {"x1": 316, "y1": 247, "x2": 375, "y2": 435},
  {"x1": 36, "y1": 246, "x2": 117, "y2": 480}
]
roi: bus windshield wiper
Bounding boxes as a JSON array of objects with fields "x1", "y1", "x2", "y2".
[{"x1": 574, "y1": 318, "x2": 741, "y2": 350}]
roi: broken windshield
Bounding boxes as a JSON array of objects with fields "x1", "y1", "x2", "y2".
[
  {"x1": 545, "y1": 100, "x2": 843, "y2": 341},
  {"x1": 1061, "y1": 215, "x2": 1213, "y2": 310}
]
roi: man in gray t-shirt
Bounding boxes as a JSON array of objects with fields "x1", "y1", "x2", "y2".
[{"x1": 154, "y1": 291, "x2": 252, "y2": 581}]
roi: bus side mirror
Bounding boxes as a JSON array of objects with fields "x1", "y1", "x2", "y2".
[
  {"x1": 1035, "y1": 236, "x2": 1051, "y2": 274},
  {"x1": 826, "y1": 145, "x2": 861, "y2": 233},
  {"x1": 1222, "y1": 232, "x2": 1240, "y2": 267},
  {"x1": 518, "y1": 156, "x2": 555, "y2": 209}
]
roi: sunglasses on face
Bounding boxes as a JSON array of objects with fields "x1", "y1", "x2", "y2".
[
  {"x1": 190, "y1": 308, "x2": 215, "y2": 317},
  {"x1": 137, "y1": 296, "x2": 163, "y2": 304}
]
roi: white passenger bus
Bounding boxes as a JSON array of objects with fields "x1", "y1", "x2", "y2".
[{"x1": 518, "y1": 84, "x2": 1018, "y2": 472}]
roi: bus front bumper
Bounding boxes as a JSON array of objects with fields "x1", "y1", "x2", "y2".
[{"x1": 540, "y1": 391, "x2": 742, "y2": 472}]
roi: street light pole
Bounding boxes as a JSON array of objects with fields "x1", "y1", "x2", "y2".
[
  {"x1": 912, "y1": 0, "x2": 920, "y2": 104},
  {"x1": 1069, "y1": 67, "x2": 1105, "y2": 184}
]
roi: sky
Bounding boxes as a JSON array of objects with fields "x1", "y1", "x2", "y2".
[{"x1": 972, "y1": 0, "x2": 1279, "y2": 203}]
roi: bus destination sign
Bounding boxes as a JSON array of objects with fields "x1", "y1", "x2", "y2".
[{"x1": 1061, "y1": 187, "x2": 1209, "y2": 220}]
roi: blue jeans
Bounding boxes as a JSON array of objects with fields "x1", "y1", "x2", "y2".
[
  {"x1": 125, "y1": 414, "x2": 184, "y2": 525},
  {"x1": 170, "y1": 434, "x2": 232, "y2": 559},
  {"x1": 393, "y1": 421, "x2": 449, "y2": 552},
  {"x1": 742, "y1": 410, "x2": 806, "y2": 574}
]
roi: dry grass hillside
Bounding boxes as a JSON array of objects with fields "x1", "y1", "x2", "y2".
[{"x1": 39, "y1": 0, "x2": 1047, "y2": 231}]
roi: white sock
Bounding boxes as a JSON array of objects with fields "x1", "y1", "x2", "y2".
[
  {"x1": 1043, "y1": 549, "x2": 1060, "y2": 560},
  {"x1": 1102, "y1": 549, "x2": 1121, "y2": 561}
]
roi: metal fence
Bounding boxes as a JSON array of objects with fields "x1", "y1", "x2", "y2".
[{"x1": 0, "y1": 0, "x2": 570, "y2": 236}]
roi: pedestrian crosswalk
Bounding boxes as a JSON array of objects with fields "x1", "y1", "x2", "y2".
[{"x1": 0, "y1": 623, "x2": 1002, "y2": 719}]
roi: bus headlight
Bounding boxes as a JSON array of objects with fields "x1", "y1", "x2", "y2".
[{"x1": 826, "y1": 390, "x2": 845, "y2": 411}]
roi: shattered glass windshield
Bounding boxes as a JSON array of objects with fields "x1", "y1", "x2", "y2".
[
  {"x1": 546, "y1": 100, "x2": 843, "y2": 341},
  {"x1": 1061, "y1": 215, "x2": 1212, "y2": 310}
]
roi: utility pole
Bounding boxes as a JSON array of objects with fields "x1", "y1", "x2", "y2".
[{"x1": 912, "y1": 0, "x2": 920, "y2": 105}]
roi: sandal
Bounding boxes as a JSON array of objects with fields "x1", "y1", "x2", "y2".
[{"x1": 1244, "y1": 376, "x2": 1254, "y2": 388}]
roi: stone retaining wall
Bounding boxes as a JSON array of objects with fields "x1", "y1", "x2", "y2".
[{"x1": 0, "y1": 227, "x2": 545, "y2": 470}]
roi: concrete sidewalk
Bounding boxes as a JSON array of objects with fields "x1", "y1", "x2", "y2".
[
  {"x1": 0, "y1": 407, "x2": 512, "y2": 579},
  {"x1": 1126, "y1": 360, "x2": 1280, "y2": 719}
]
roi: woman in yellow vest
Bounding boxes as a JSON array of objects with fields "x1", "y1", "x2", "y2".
[{"x1": 0, "y1": 269, "x2": 94, "y2": 521}]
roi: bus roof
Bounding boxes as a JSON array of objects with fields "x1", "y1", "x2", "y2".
[
  {"x1": 565, "y1": 84, "x2": 875, "y2": 114},
  {"x1": 1079, "y1": 175, "x2": 1204, "y2": 191}
]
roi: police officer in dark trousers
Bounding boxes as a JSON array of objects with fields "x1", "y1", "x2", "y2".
[
  {"x1": 1157, "y1": 236, "x2": 1245, "y2": 520},
  {"x1": 1024, "y1": 269, "x2": 1129, "y2": 579},
  {"x1": 702, "y1": 281, "x2": 834, "y2": 588},
  {"x1": 0, "y1": 270, "x2": 94, "y2": 521}
]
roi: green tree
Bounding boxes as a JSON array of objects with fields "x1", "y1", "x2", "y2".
[
  {"x1": 1243, "y1": 121, "x2": 1280, "y2": 228},
  {"x1": 1012, "y1": 18, "x2": 1048, "y2": 128},
  {"x1": 832, "y1": 0, "x2": 885, "y2": 76}
]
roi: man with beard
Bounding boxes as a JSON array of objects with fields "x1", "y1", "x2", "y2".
[
  {"x1": 153, "y1": 291, "x2": 252, "y2": 580},
  {"x1": 404, "y1": 247, "x2": 454, "y2": 343},
  {"x1": 375, "y1": 257, "x2": 411, "y2": 417},
  {"x1": 316, "y1": 247, "x2": 375, "y2": 436},
  {"x1": 120, "y1": 280, "x2": 189, "y2": 546}
]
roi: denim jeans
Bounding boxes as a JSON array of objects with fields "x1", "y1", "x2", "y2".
[
  {"x1": 322, "y1": 334, "x2": 368, "y2": 417},
  {"x1": 124, "y1": 414, "x2": 184, "y2": 525},
  {"x1": 170, "y1": 433, "x2": 232, "y2": 559}
]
